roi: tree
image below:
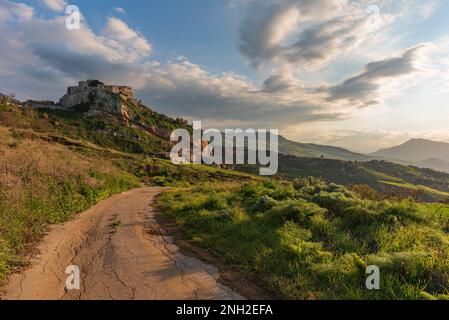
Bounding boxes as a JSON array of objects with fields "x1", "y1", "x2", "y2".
[{"x1": 350, "y1": 184, "x2": 379, "y2": 200}]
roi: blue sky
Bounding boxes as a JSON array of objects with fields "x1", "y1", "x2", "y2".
[
  {"x1": 22, "y1": 0, "x2": 254, "y2": 79},
  {"x1": 1, "y1": 0, "x2": 448, "y2": 152}
]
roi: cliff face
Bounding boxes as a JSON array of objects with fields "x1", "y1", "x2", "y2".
[{"x1": 59, "y1": 80, "x2": 136, "y2": 119}]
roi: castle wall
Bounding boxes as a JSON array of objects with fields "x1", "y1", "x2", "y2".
[{"x1": 58, "y1": 80, "x2": 135, "y2": 119}]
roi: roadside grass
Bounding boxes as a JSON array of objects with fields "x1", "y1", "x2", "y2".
[
  {"x1": 0, "y1": 135, "x2": 139, "y2": 283},
  {"x1": 138, "y1": 158, "x2": 260, "y2": 187},
  {"x1": 157, "y1": 179, "x2": 449, "y2": 300}
]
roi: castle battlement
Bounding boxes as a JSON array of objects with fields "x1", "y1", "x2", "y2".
[{"x1": 65, "y1": 80, "x2": 134, "y2": 98}]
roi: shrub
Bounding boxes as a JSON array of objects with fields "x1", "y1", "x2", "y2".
[
  {"x1": 312, "y1": 191, "x2": 358, "y2": 216},
  {"x1": 341, "y1": 205, "x2": 378, "y2": 226},
  {"x1": 238, "y1": 182, "x2": 264, "y2": 199},
  {"x1": 350, "y1": 184, "x2": 379, "y2": 200},
  {"x1": 267, "y1": 183, "x2": 295, "y2": 201},
  {"x1": 203, "y1": 194, "x2": 228, "y2": 211},
  {"x1": 293, "y1": 177, "x2": 326, "y2": 194},
  {"x1": 250, "y1": 195, "x2": 278, "y2": 214},
  {"x1": 269, "y1": 200, "x2": 326, "y2": 224},
  {"x1": 380, "y1": 201, "x2": 427, "y2": 225},
  {"x1": 326, "y1": 183, "x2": 351, "y2": 196}
]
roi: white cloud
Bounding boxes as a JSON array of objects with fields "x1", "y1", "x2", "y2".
[
  {"x1": 238, "y1": 0, "x2": 398, "y2": 71},
  {"x1": 138, "y1": 60, "x2": 342, "y2": 127},
  {"x1": 0, "y1": 2, "x2": 152, "y2": 100},
  {"x1": 102, "y1": 17, "x2": 152, "y2": 60},
  {"x1": 114, "y1": 7, "x2": 126, "y2": 14},
  {"x1": 41, "y1": 0, "x2": 67, "y2": 12},
  {"x1": 0, "y1": 1, "x2": 34, "y2": 21}
]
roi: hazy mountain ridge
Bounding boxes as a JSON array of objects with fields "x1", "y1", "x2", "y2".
[{"x1": 372, "y1": 138, "x2": 449, "y2": 173}]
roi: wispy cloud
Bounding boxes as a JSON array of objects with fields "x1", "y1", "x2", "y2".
[
  {"x1": 325, "y1": 46, "x2": 423, "y2": 107},
  {"x1": 114, "y1": 7, "x2": 126, "y2": 14},
  {"x1": 40, "y1": 0, "x2": 67, "y2": 12}
]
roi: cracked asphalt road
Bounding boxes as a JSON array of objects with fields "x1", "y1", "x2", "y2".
[{"x1": 1, "y1": 187, "x2": 244, "y2": 300}]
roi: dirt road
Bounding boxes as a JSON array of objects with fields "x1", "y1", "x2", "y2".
[{"x1": 1, "y1": 188, "x2": 244, "y2": 300}]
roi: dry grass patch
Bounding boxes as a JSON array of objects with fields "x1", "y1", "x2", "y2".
[{"x1": 0, "y1": 136, "x2": 139, "y2": 282}]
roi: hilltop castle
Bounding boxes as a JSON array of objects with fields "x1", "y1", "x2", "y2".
[
  {"x1": 64, "y1": 80, "x2": 134, "y2": 100},
  {"x1": 58, "y1": 80, "x2": 138, "y2": 118}
]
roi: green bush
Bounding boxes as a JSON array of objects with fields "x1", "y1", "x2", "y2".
[
  {"x1": 380, "y1": 201, "x2": 427, "y2": 225},
  {"x1": 341, "y1": 205, "x2": 378, "y2": 226},
  {"x1": 268, "y1": 200, "x2": 326, "y2": 224},
  {"x1": 250, "y1": 195, "x2": 278, "y2": 213},
  {"x1": 203, "y1": 194, "x2": 228, "y2": 211},
  {"x1": 312, "y1": 191, "x2": 358, "y2": 216}
]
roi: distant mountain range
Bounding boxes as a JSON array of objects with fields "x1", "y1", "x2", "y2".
[
  {"x1": 278, "y1": 135, "x2": 449, "y2": 174},
  {"x1": 372, "y1": 138, "x2": 449, "y2": 173}
]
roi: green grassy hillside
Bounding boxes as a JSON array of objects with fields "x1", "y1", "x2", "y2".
[
  {"x1": 0, "y1": 103, "x2": 176, "y2": 155},
  {"x1": 158, "y1": 180, "x2": 449, "y2": 300},
  {"x1": 238, "y1": 154, "x2": 449, "y2": 202}
]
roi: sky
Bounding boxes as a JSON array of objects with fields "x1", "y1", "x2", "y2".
[{"x1": 0, "y1": 0, "x2": 448, "y2": 153}]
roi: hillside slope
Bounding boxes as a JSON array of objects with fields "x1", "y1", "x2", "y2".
[
  {"x1": 279, "y1": 136, "x2": 370, "y2": 161},
  {"x1": 159, "y1": 180, "x2": 449, "y2": 299},
  {"x1": 417, "y1": 158, "x2": 449, "y2": 173},
  {"x1": 238, "y1": 154, "x2": 449, "y2": 202}
]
